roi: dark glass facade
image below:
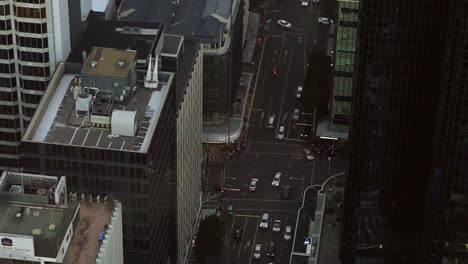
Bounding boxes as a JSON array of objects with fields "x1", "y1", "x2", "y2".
[
  {"x1": 21, "y1": 82, "x2": 177, "y2": 264},
  {"x1": 341, "y1": 0, "x2": 448, "y2": 263},
  {"x1": 421, "y1": 1, "x2": 468, "y2": 263}
]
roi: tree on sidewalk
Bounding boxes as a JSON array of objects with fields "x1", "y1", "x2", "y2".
[{"x1": 195, "y1": 215, "x2": 226, "y2": 263}]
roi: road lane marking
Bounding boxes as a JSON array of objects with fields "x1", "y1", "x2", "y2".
[
  {"x1": 248, "y1": 220, "x2": 260, "y2": 264},
  {"x1": 289, "y1": 177, "x2": 303, "y2": 180},
  {"x1": 249, "y1": 141, "x2": 303, "y2": 147},
  {"x1": 232, "y1": 214, "x2": 260, "y2": 218},
  {"x1": 259, "y1": 111, "x2": 264, "y2": 128},
  {"x1": 235, "y1": 209, "x2": 298, "y2": 213},
  {"x1": 226, "y1": 215, "x2": 236, "y2": 250},
  {"x1": 310, "y1": 161, "x2": 316, "y2": 186},
  {"x1": 247, "y1": 35, "x2": 268, "y2": 128},
  {"x1": 226, "y1": 198, "x2": 300, "y2": 203},
  {"x1": 286, "y1": 109, "x2": 293, "y2": 137},
  {"x1": 237, "y1": 217, "x2": 248, "y2": 259},
  {"x1": 250, "y1": 151, "x2": 302, "y2": 156},
  {"x1": 284, "y1": 137, "x2": 307, "y2": 142}
]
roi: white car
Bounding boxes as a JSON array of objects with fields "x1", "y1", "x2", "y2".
[
  {"x1": 293, "y1": 109, "x2": 301, "y2": 121},
  {"x1": 272, "y1": 172, "x2": 281, "y2": 186},
  {"x1": 284, "y1": 226, "x2": 293, "y2": 241},
  {"x1": 259, "y1": 213, "x2": 269, "y2": 229},
  {"x1": 301, "y1": 0, "x2": 309, "y2": 6},
  {"x1": 249, "y1": 178, "x2": 259, "y2": 191},
  {"x1": 277, "y1": 19, "x2": 292, "y2": 28},
  {"x1": 318, "y1": 17, "x2": 334, "y2": 24},
  {"x1": 303, "y1": 149, "x2": 315, "y2": 161},
  {"x1": 313, "y1": 0, "x2": 319, "y2": 2},
  {"x1": 278, "y1": 126, "x2": 285, "y2": 140},
  {"x1": 253, "y1": 244, "x2": 262, "y2": 259},
  {"x1": 296, "y1": 86, "x2": 303, "y2": 98},
  {"x1": 272, "y1": 220, "x2": 281, "y2": 232}
]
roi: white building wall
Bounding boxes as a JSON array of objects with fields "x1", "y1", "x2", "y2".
[
  {"x1": 47, "y1": 0, "x2": 71, "y2": 69},
  {"x1": 176, "y1": 47, "x2": 203, "y2": 263},
  {"x1": 96, "y1": 201, "x2": 124, "y2": 264}
]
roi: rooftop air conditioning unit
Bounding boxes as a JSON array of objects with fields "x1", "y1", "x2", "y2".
[{"x1": 9, "y1": 185, "x2": 24, "y2": 193}]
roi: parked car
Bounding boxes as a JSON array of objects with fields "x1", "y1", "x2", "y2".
[
  {"x1": 267, "y1": 115, "x2": 275, "y2": 128},
  {"x1": 277, "y1": 19, "x2": 292, "y2": 28},
  {"x1": 272, "y1": 172, "x2": 282, "y2": 187},
  {"x1": 249, "y1": 178, "x2": 259, "y2": 191},
  {"x1": 296, "y1": 86, "x2": 303, "y2": 98},
  {"x1": 233, "y1": 225, "x2": 243, "y2": 239},
  {"x1": 303, "y1": 149, "x2": 315, "y2": 161},
  {"x1": 259, "y1": 213, "x2": 269, "y2": 229},
  {"x1": 300, "y1": 127, "x2": 310, "y2": 138},
  {"x1": 281, "y1": 185, "x2": 291, "y2": 199},
  {"x1": 318, "y1": 17, "x2": 334, "y2": 24},
  {"x1": 301, "y1": 0, "x2": 309, "y2": 6},
  {"x1": 272, "y1": 220, "x2": 281, "y2": 232},
  {"x1": 253, "y1": 244, "x2": 262, "y2": 259}
]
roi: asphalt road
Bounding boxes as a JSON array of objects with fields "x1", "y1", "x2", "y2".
[{"x1": 219, "y1": 0, "x2": 341, "y2": 263}]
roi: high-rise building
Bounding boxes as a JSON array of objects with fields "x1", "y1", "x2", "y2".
[
  {"x1": 118, "y1": 0, "x2": 247, "y2": 114},
  {"x1": 341, "y1": 0, "x2": 448, "y2": 263},
  {"x1": 329, "y1": 0, "x2": 359, "y2": 137},
  {"x1": 20, "y1": 26, "x2": 203, "y2": 263},
  {"x1": 421, "y1": 1, "x2": 468, "y2": 263},
  {"x1": 0, "y1": 0, "x2": 71, "y2": 171},
  {"x1": 0, "y1": 171, "x2": 123, "y2": 264}
]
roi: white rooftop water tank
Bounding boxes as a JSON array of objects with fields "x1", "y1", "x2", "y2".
[{"x1": 111, "y1": 110, "x2": 137, "y2": 137}]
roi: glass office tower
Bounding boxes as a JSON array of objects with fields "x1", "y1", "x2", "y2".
[
  {"x1": 421, "y1": 1, "x2": 468, "y2": 263},
  {"x1": 340, "y1": 0, "x2": 448, "y2": 263}
]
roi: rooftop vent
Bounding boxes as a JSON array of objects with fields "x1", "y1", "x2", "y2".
[
  {"x1": 117, "y1": 61, "x2": 125, "y2": 67},
  {"x1": 48, "y1": 224, "x2": 56, "y2": 232},
  {"x1": 132, "y1": 27, "x2": 141, "y2": 33},
  {"x1": 32, "y1": 229, "x2": 42, "y2": 236},
  {"x1": 91, "y1": 61, "x2": 98, "y2": 68}
]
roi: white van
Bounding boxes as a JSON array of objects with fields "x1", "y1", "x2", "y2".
[
  {"x1": 278, "y1": 126, "x2": 285, "y2": 140},
  {"x1": 267, "y1": 115, "x2": 275, "y2": 128}
]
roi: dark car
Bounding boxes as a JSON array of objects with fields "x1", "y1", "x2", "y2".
[
  {"x1": 271, "y1": 66, "x2": 278, "y2": 77},
  {"x1": 233, "y1": 225, "x2": 243, "y2": 239},
  {"x1": 300, "y1": 127, "x2": 310, "y2": 138},
  {"x1": 266, "y1": 241, "x2": 276, "y2": 257},
  {"x1": 281, "y1": 185, "x2": 291, "y2": 200}
]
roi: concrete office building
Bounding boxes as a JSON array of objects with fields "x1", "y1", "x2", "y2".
[
  {"x1": 118, "y1": 0, "x2": 247, "y2": 114},
  {"x1": 20, "y1": 19, "x2": 203, "y2": 263},
  {"x1": 328, "y1": 0, "x2": 358, "y2": 138},
  {"x1": 0, "y1": 0, "x2": 72, "y2": 171},
  {"x1": 0, "y1": 172, "x2": 123, "y2": 264}
]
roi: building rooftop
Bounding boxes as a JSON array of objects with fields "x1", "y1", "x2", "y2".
[
  {"x1": 67, "y1": 12, "x2": 162, "y2": 65},
  {"x1": 63, "y1": 203, "x2": 113, "y2": 264},
  {"x1": 0, "y1": 172, "x2": 116, "y2": 263},
  {"x1": 82, "y1": 47, "x2": 135, "y2": 77},
  {"x1": 23, "y1": 62, "x2": 174, "y2": 153},
  {"x1": 119, "y1": 0, "x2": 238, "y2": 43}
]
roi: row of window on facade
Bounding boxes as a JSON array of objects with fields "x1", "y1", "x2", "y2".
[{"x1": 0, "y1": 6, "x2": 46, "y2": 18}]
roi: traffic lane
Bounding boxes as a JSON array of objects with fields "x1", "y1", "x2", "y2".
[
  {"x1": 226, "y1": 215, "x2": 259, "y2": 264},
  {"x1": 250, "y1": 212, "x2": 297, "y2": 263},
  {"x1": 306, "y1": 158, "x2": 348, "y2": 186}
]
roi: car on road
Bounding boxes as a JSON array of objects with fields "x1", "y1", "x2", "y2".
[
  {"x1": 267, "y1": 115, "x2": 275, "y2": 128},
  {"x1": 278, "y1": 126, "x2": 285, "y2": 140},
  {"x1": 296, "y1": 86, "x2": 303, "y2": 98},
  {"x1": 233, "y1": 225, "x2": 243, "y2": 239},
  {"x1": 301, "y1": 0, "x2": 309, "y2": 6},
  {"x1": 318, "y1": 17, "x2": 334, "y2": 24},
  {"x1": 293, "y1": 108, "x2": 301, "y2": 121},
  {"x1": 277, "y1": 19, "x2": 292, "y2": 28},
  {"x1": 259, "y1": 213, "x2": 269, "y2": 229},
  {"x1": 266, "y1": 241, "x2": 276, "y2": 257},
  {"x1": 281, "y1": 185, "x2": 291, "y2": 199},
  {"x1": 272, "y1": 172, "x2": 281, "y2": 186},
  {"x1": 300, "y1": 127, "x2": 310, "y2": 138},
  {"x1": 272, "y1": 220, "x2": 281, "y2": 232},
  {"x1": 313, "y1": 0, "x2": 319, "y2": 2},
  {"x1": 303, "y1": 148, "x2": 315, "y2": 160},
  {"x1": 253, "y1": 244, "x2": 262, "y2": 259},
  {"x1": 271, "y1": 66, "x2": 278, "y2": 77},
  {"x1": 284, "y1": 226, "x2": 293, "y2": 241},
  {"x1": 249, "y1": 178, "x2": 259, "y2": 191}
]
